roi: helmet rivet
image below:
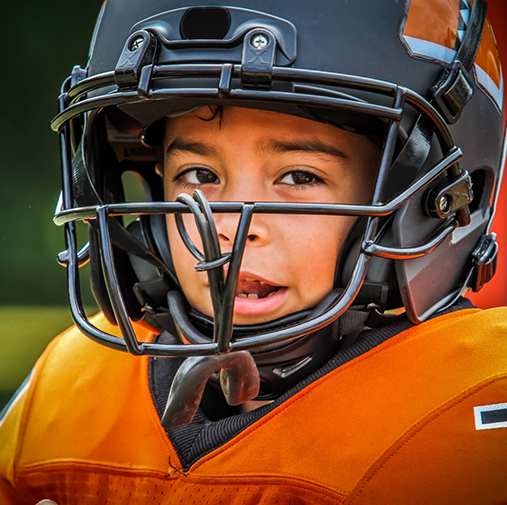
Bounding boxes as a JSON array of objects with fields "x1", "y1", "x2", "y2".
[
  {"x1": 130, "y1": 36, "x2": 144, "y2": 51},
  {"x1": 439, "y1": 195, "x2": 450, "y2": 213},
  {"x1": 251, "y1": 34, "x2": 269, "y2": 50}
]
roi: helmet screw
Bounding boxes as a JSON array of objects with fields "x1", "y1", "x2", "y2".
[
  {"x1": 251, "y1": 34, "x2": 269, "y2": 50},
  {"x1": 130, "y1": 36, "x2": 144, "y2": 51},
  {"x1": 438, "y1": 194, "x2": 451, "y2": 214}
]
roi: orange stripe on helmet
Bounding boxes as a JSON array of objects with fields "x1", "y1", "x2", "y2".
[
  {"x1": 474, "y1": 17, "x2": 503, "y2": 105},
  {"x1": 402, "y1": 0, "x2": 503, "y2": 110},
  {"x1": 403, "y1": 0, "x2": 460, "y2": 53}
]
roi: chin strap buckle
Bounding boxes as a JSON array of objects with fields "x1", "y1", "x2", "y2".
[
  {"x1": 425, "y1": 169, "x2": 473, "y2": 226},
  {"x1": 432, "y1": 61, "x2": 474, "y2": 124},
  {"x1": 469, "y1": 233, "x2": 498, "y2": 292},
  {"x1": 430, "y1": 0, "x2": 487, "y2": 124}
]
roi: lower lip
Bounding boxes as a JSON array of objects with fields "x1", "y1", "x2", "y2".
[{"x1": 233, "y1": 288, "x2": 288, "y2": 315}]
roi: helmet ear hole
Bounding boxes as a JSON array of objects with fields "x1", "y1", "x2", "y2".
[{"x1": 468, "y1": 168, "x2": 486, "y2": 214}]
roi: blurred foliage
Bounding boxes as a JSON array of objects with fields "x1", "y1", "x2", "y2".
[
  {"x1": 1, "y1": 2, "x2": 103, "y2": 406},
  {"x1": 1, "y1": 1, "x2": 102, "y2": 306},
  {"x1": 0, "y1": 307, "x2": 74, "y2": 390}
]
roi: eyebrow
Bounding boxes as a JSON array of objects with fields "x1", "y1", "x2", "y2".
[
  {"x1": 165, "y1": 138, "x2": 218, "y2": 157},
  {"x1": 165, "y1": 137, "x2": 348, "y2": 160},
  {"x1": 262, "y1": 139, "x2": 349, "y2": 160}
]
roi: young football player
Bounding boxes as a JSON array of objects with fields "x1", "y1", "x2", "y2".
[{"x1": 1, "y1": 0, "x2": 506, "y2": 503}]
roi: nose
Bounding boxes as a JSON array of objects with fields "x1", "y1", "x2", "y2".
[
  {"x1": 212, "y1": 172, "x2": 273, "y2": 248},
  {"x1": 215, "y1": 211, "x2": 271, "y2": 248}
]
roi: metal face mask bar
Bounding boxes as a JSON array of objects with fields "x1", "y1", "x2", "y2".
[
  {"x1": 53, "y1": 81, "x2": 466, "y2": 360},
  {"x1": 50, "y1": 15, "x2": 485, "y2": 425}
]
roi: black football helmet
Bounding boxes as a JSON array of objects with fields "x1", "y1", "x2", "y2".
[{"x1": 52, "y1": 0, "x2": 505, "y2": 427}]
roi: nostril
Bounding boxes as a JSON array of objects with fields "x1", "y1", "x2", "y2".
[{"x1": 247, "y1": 234, "x2": 257, "y2": 241}]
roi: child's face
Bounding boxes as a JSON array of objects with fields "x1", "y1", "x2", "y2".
[{"x1": 163, "y1": 107, "x2": 379, "y2": 325}]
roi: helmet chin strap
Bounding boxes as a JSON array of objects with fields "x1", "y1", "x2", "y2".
[
  {"x1": 161, "y1": 287, "x2": 371, "y2": 427},
  {"x1": 157, "y1": 186, "x2": 373, "y2": 426}
]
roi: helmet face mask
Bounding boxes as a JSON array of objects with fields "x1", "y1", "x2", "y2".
[{"x1": 53, "y1": 0, "x2": 504, "y2": 424}]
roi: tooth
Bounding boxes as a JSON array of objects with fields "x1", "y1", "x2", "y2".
[
  {"x1": 267, "y1": 291, "x2": 276, "y2": 297},
  {"x1": 237, "y1": 293, "x2": 248, "y2": 298},
  {"x1": 247, "y1": 294, "x2": 259, "y2": 299},
  {"x1": 244, "y1": 277, "x2": 256, "y2": 282}
]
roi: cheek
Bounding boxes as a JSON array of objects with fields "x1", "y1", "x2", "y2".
[
  {"x1": 278, "y1": 215, "x2": 353, "y2": 296},
  {"x1": 164, "y1": 177, "x2": 180, "y2": 203},
  {"x1": 166, "y1": 215, "x2": 210, "y2": 310}
]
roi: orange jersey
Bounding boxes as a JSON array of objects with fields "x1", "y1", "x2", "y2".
[{"x1": 1, "y1": 305, "x2": 507, "y2": 504}]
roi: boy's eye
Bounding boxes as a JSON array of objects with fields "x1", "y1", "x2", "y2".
[
  {"x1": 179, "y1": 168, "x2": 219, "y2": 185},
  {"x1": 277, "y1": 171, "x2": 321, "y2": 185}
]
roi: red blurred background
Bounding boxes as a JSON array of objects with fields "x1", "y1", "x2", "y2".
[{"x1": 468, "y1": 0, "x2": 507, "y2": 308}]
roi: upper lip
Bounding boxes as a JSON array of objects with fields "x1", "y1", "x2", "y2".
[
  {"x1": 236, "y1": 271, "x2": 282, "y2": 287},
  {"x1": 205, "y1": 270, "x2": 286, "y2": 289},
  {"x1": 234, "y1": 271, "x2": 284, "y2": 298}
]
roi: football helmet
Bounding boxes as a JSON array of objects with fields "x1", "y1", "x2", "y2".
[{"x1": 52, "y1": 0, "x2": 505, "y2": 427}]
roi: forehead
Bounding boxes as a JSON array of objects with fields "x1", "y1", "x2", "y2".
[{"x1": 163, "y1": 106, "x2": 377, "y2": 159}]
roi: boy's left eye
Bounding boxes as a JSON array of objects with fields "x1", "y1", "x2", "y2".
[
  {"x1": 178, "y1": 168, "x2": 219, "y2": 185},
  {"x1": 277, "y1": 171, "x2": 322, "y2": 185}
]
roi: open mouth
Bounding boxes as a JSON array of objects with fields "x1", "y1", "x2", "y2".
[
  {"x1": 235, "y1": 276, "x2": 282, "y2": 300},
  {"x1": 232, "y1": 273, "x2": 288, "y2": 316}
]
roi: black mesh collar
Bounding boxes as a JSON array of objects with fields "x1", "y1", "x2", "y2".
[{"x1": 148, "y1": 297, "x2": 474, "y2": 471}]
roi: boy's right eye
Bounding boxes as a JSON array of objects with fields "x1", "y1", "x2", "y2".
[{"x1": 177, "y1": 168, "x2": 219, "y2": 185}]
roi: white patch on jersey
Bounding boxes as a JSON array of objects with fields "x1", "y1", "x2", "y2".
[{"x1": 474, "y1": 401, "x2": 507, "y2": 430}]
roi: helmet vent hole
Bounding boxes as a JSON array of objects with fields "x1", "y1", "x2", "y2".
[{"x1": 180, "y1": 7, "x2": 231, "y2": 40}]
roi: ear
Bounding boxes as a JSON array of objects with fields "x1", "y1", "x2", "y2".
[{"x1": 155, "y1": 162, "x2": 164, "y2": 178}]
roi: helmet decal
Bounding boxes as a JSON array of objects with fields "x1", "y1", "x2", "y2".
[
  {"x1": 474, "y1": 18, "x2": 503, "y2": 111},
  {"x1": 401, "y1": 0, "x2": 462, "y2": 64},
  {"x1": 402, "y1": 0, "x2": 503, "y2": 110}
]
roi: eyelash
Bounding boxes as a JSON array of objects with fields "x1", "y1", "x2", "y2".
[
  {"x1": 173, "y1": 167, "x2": 219, "y2": 188},
  {"x1": 276, "y1": 171, "x2": 325, "y2": 188},
  {"x1": 173, "y1": 167, "x2": 325, "y2": 189}
]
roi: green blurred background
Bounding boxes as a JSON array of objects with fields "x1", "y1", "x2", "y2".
[{"x1": 1, "y1": 1, "x2": 103, "y2": 409}]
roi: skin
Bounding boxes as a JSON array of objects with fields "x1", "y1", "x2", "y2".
[{"x1": 163, "y1": 106, "x2": 379, "y2": 326}]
